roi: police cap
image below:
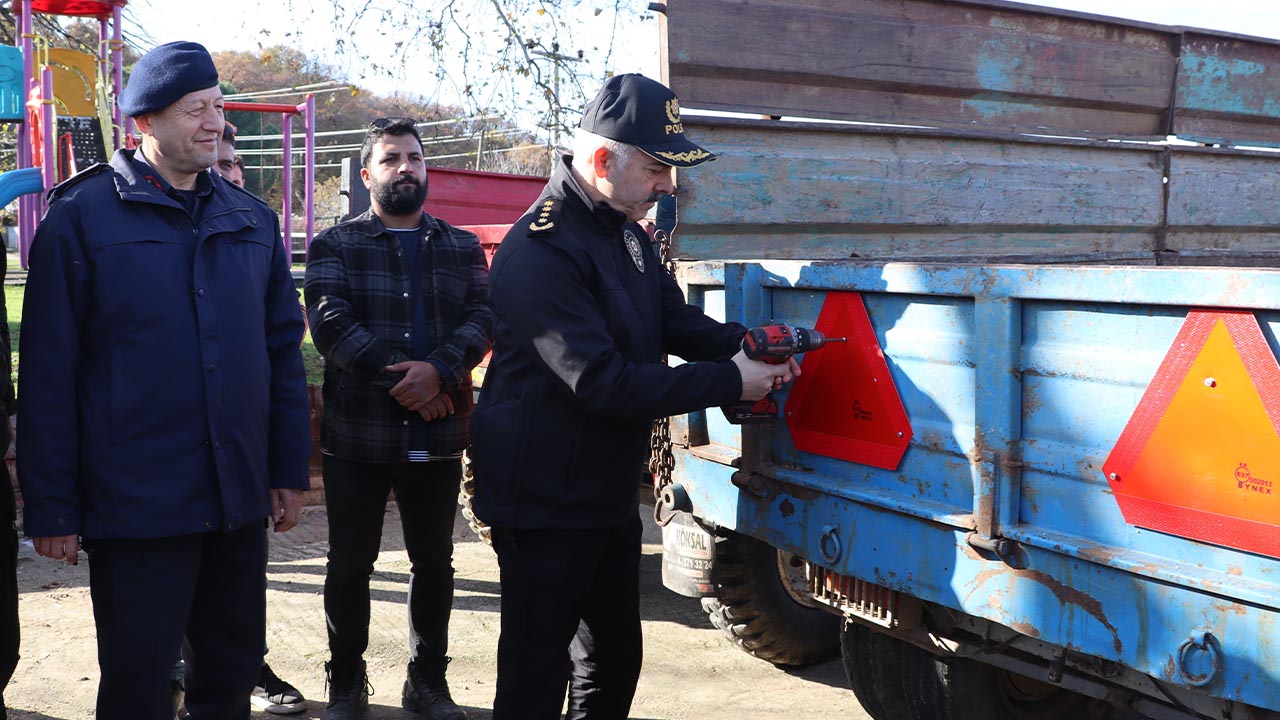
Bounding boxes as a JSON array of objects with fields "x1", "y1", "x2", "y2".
[{"x1": 578, "y1": 73, "x2": 715, "y2": 168}]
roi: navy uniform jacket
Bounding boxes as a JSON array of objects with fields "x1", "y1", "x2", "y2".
[
  {"x1": 471, "y1": 156, "x2": 746, "y2": 530},
  {"x1": 17, "y1": 150, "x2": 311, "y2": 540}
]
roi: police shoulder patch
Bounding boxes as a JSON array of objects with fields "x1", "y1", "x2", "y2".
[
  {"x1": 623, "y1": 228, "x2": 645, "y2": 272},
  {"x1": 528, "y1": 197, "x2": 560, "y2": 234}
]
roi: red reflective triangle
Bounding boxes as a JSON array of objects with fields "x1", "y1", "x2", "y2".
[{"x1": 786, "y1": 292, "x2": 912, "y2": 470}]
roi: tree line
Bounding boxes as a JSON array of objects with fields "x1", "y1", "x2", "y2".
[{"x1": 0, "y1": 13, "x2": 555, "y2": 229}]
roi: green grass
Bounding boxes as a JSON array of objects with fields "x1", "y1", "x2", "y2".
[
  {"x1": 4, "y1": 283, "x2": 325, "y2": 388},
  {"x1": 300, "y1": 327, "x2": 324, "y2": 385},
  {"x1": 5, "y1": 284, "x2": 19, "y2": 387}
]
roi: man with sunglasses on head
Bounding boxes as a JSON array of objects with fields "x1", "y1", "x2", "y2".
[{"x1": 304, "y1": 117, "x2": 493, "y2": 720}]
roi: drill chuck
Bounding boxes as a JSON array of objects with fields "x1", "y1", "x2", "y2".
[{"x1": 793, "y1": 327, "x2": 846, "y2": 354}]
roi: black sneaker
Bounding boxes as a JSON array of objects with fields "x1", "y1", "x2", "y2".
[
  {"x1": 324, "y1": 660, "x2": 370, "y2": 720},
  {"x1": 252, "y1": 662, "x2": 306, "y2": 715},
  {"x1": 402, "y1": 658, "x2": 467, "y2": 720}
]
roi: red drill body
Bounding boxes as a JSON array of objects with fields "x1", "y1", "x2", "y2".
[{"x1": 725, "y1": 324, "x2": 846, "y2": 423}]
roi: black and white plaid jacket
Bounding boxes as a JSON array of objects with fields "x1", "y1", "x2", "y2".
[{"x1": 304, "y1": 210, "x2": 493, "y2": 463}]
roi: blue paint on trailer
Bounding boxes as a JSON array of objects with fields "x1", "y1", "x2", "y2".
[{"x1": 670, "y1": 260, "x2": 1280, "y2": 712}]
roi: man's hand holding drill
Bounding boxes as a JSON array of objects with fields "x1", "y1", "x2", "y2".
[
  {"x1": 725, "y1": 324, "x2": 843, "y2": 422},
  {"x1": 732, "y1": 349, "x2": 800, "y2": 401}
]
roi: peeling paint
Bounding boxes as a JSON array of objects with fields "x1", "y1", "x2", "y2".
[
  {"x1": 1213, "y1": 602, "x2": 1247, "y2": 617},
  {"x1": 1021, "y1": 568, "x2": 1124, "y2": 656},
  {"x1": 965, "y1": 565, "x2": 1123, "y2": 655},
  {"x1": 1011, "y1": 622, "x2": 1042, "y2": 639},
  {"x1": 913, "y1": 477, "x2": 931, "y2": 497},
  {"x1": 1072, "y1": 543, "x2": 1123, "y2": 566},
  {"x1": 1181, "y1": 54, "x2": 1280, "y2": 117},
  {"x1": 1023, "y1": 383, "x2": 1044, "y2": 415}
]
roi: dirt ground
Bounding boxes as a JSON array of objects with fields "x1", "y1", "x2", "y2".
[{"x1": 5, "y1": 499, "x2": 868, "y2": 720}]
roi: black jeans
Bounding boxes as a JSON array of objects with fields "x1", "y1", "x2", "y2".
[
  {"x1": 322, "y1": 455, "x2": 461, "y2": 670},
  {"x1": 491, "y1": 514, "x2": 643, "y2": 720},
  {"x1": 0, "y1": 517, "x2": 16, "y2": 717},
  {"x1": 85, "y1": 523, "x2": 267, "y2": 720}
]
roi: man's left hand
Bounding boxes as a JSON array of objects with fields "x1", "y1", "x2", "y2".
[
  {"x1": 418, "y1": 391, "x2": 456, "y2": 422},
  {"x1": 270, "y1": 488, "x2": 303, "y2": 532},
  {"x1": 387, "y1": 361, "x2": 442, "y2": 411}
]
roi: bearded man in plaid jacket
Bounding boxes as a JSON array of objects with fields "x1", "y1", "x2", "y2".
[{"x1": 304, "y1": 117, "x2": 493, "y2": 720}]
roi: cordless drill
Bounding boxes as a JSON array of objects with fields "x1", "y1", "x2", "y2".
[{"x1": 723, "y1": 323, "x2": 846, "y2": 424}]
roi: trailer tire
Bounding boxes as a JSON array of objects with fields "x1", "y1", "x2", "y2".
[
  {"x1": 701, "y1": 532, "x2": 839, "y2": 667},
  {"x1": 839, "y1": 621, "x2": 912, "y2": 720},
  {"x1": 457, "y1": 450, "x2": 492, "y2": 547},
  {"x1": 902, "y1": 646, "x2": 1106, "y2": 720}
]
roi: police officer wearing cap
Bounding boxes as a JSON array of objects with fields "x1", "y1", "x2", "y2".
[
  {"x1": 471, "y1": 73, "x2": 796, "y2": 720},
  {"x1": 18, "y1": 41, "x2": 310, "y2": 720}
]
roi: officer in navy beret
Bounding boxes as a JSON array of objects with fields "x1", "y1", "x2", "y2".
[
  {"x1": 471, "y1": 73, "x2": 796, "y2": 719},
  {"x1": 19, "y1": 40, "x2": 311, "y2": 720}
]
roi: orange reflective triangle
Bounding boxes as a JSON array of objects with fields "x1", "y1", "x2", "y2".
[{"x1": 1103, "y1": 311, "x2": 1280, "y2": 558}]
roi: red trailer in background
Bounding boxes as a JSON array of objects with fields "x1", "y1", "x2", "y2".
[
  {"x1": 339, "y1": 163, "x2": 544, "y2": 263},
  {"x1": 462, "y1": 224, "x2": 514, "y2": 268},
  {"x1": 424, "y1": 166, "x2": 546, "y2": 231},
  {"x1": 416, "y1": 167, "x2": 545, "y2": 384},
  {"x1": 384, "y1": 166, "x2": 548, "y2": 267}
]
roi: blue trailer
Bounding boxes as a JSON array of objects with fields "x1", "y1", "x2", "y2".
[{"x1": 652, "y1": 1, "x2": 1280, "y2": 718}]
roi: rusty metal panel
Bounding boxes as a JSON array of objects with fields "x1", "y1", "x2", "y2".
[
  {"x1": 664, "y1": 0, "x2": 1178, "y2": 138},
  {"x1": 1165, "y1": 150, "x2": 1280, "y2": 264},
  {"x1": 674, "y1": 260, "x2": 1280, "y2": 711},
  {"x1": 1175, "y1": 32, "x2": 1280, "y2": 147},
  {"x1": 673, "y1": 118, "x2": 1164, "y2": 261}
]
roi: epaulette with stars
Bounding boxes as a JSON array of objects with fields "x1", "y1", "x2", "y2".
[
  {"x1": 528, "y1": 198, "x2": 560, "y2": 235},
  {"x1": 47, "y1": 162, "x2": 112, "y2": 202}
]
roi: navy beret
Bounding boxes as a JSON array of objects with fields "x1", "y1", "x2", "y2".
[
  {"x1": 579, "y1": 73, "x2": 715, "y2": 168},
  {"x1": 118, "y1": 41, "x2": 219, "y2": 117}
]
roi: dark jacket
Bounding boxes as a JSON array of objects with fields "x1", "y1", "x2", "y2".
[
  {"x1": 471, "y1": 157, "x2": 746, "y2": 530},
  {"x1": 304, "y1": 210, "x2": 493, "y2": 463},
  {"x1": 17, "y1": 149, "x2": 312, "y2": 540}
]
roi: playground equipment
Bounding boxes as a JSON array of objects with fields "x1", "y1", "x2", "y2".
[
  {"x1": 2, "y1": 0, "x2": 317, "y2": 266},
  {"x1": 225, "y1": 99, "x2": 317, "y2": 254},
  {"x1": 9, "y1": 0, "x2": 125, "y2": 265}
]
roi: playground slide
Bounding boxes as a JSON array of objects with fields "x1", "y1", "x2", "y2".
[{"x1": 0, "y1": 167, "x2": 43, "y2": 208}]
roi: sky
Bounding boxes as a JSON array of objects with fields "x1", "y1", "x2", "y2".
[{"x1": 114, "y1": 0, "x2": 1280, "y2": 132}]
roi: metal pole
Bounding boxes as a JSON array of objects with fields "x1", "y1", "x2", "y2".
[
  {"x1": 282, "y1": 113, "x2": 293, "y2": 256},
  {"x1": 96, "y1": 18, "x2": 107, "y2": 98},
  {"x1": 112, "y1": 1, "x2": 129, "y2": 143},
  {"x1": 302, "y1": 95, "x2": 315, "y2": 254},
  {"x1": 97, "y1": 16, "x2": 109, "y2": 159},
  {"x1": 39, "y1": 66, "x2": 53, "y2": 199},
  {"x1": 17, "y1": 0, "x2": 33, "y2": 267}
]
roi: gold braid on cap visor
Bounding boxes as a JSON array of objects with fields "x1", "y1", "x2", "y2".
[{"x1": 652, "y1": 148, "x2": 712, "y2": 164}]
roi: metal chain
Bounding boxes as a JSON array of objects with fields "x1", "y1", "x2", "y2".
[{"x1": 648, "y1": 226, "x2": 678, "y2": 502}]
